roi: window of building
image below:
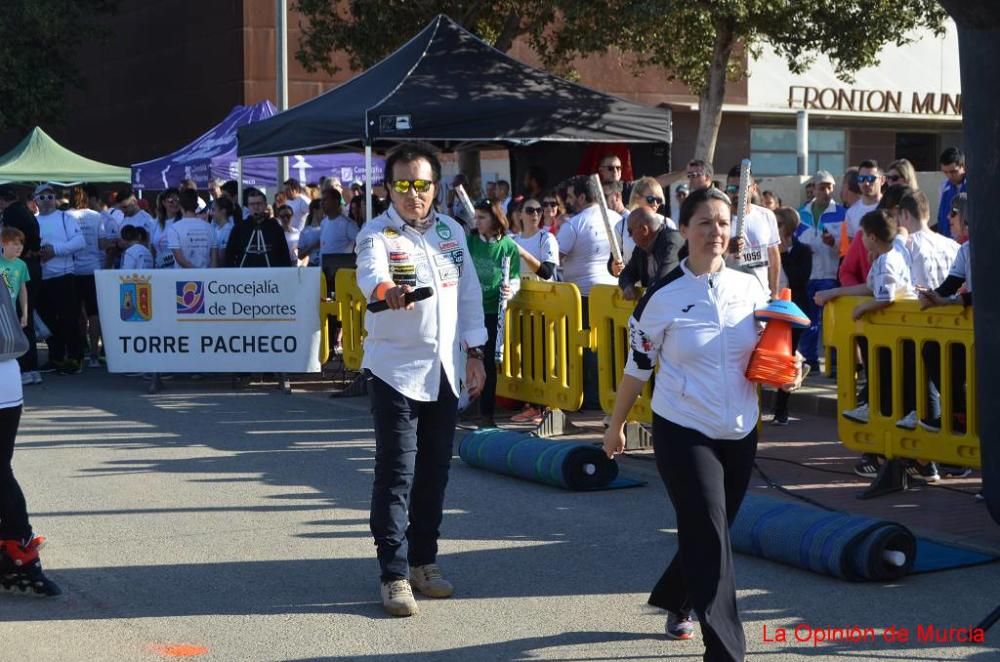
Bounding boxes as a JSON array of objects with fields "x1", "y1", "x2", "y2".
[{"x1": 750, "y1": 127, "x2": 845, "y2": 176}]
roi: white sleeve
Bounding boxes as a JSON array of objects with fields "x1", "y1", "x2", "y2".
[
  {"x1": 542, "y1": 232, "x2": 560, "y2": 266},
  {"x1": 121, "y1": 249, "x2": 135, "y2": 270},
  {"x1": 457, "y1": 231, "x2": 487, "y2": 348},
  {"x1": 623, "y1": 292, "x2": 671, "y2": 382},
  {"x1": 166, "y1": 225, "x2": 181, "y2": 250},
  {"x1": 766, "y1": 209, "x2": 780, "y2": 247},
  {"x1": 556, "y1": 220, "x2": 578, "y2": 256},
  {"x1": 872, "y1": 258, "x2": 905, "y2": 302},
  {"x1": 52, "y1": 215, "x2": 86, "y2": 256},
  {"x1": 948, "y1": 244, "x2": 969, "y2": 281},
  {"x1": 354, "y1": 227, "x2": 390, "y2": 300}
]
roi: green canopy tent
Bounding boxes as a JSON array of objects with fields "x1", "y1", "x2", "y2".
[{"x1": 0, "y1": 127, "x2": 130, "y2": 184}]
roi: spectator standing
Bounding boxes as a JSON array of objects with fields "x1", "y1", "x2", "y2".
[
  {"x1": 685, "y1": 160, "x2": 714, "y2": 192},
  {"x1": 468, "y1": 200, "x2": 521, "y2": 428},
  {"x1": 224, "y1": 188, "x2": 291, "y2": 268},
  {"x1": 283, "y1": 178, "x2": 312, "y2": 233},
  {"x1": 936, "y1": 147, "x2": 966, "y2": 239},
  {"x1": 885, "y1": 158, "x2": 920, "y2": 191},
  {"x1": 1, "y1": 228, "x2": 31, "y2": 382},
  {"x1": 276, "y1": 205, "x2": 300, "y2": 263},
  {"x1": 496, "y1": 180, "x2": 512, "y2": 211},
  {"x1": 68, "y1": 186, "x2": 105, "y2": 369},
  {"x1": 210, "y1": 196, "x2": 236, "y2": 258},
  {"x1": 522, "y1": 165, "x2": 547, "y2": 200},
  {"x1": 795, "y1": 170, "x2": 845, "y2": 372},
  {"x1": 168, "y1": 189, "x2": 217, "y2": 269},
  {"x1": 178, "y1": 178, "x2": 208, "y2": 213},
  {"x1": 725, "y1": 165, "x2": 782, "y2": 297},
  {"x1": 540, "y1": 190, "x2": 564, "y2": 235},
  {"x1": 319, "y1": 187, "x2": 358, "y2": 259},
  {"x1": 673, "y1": 183, "x2": 689, "y2": 226},
  {"x1": 844, "y1": 160, "x2": 883, "y2": 239},
  {"x1": 34, "y1": 184, "x2": 86, "y2": 374},
  {"x1": 898, "y1": 190, "x2": 958, "y2": 291},
  {"x1": 296, "y1": 199, "x2": 324, "y2": 266},
  {"x1": 0, "y1": 186, "x2": 42, "y2": 381},
  {"x1": 772, "y1": 207, "x2": 812, "y2": 425},
  {"x1": 151, "y1": 188, "x2": 181, "y2": 269},
  {"x1": 760, "y1": 191, "x2": 781, "y2": 210}
]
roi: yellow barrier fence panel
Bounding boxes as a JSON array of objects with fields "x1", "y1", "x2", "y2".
[
  {"x1": 496, "y1": 279, "x2": 584, "y2": 411},
  {"x1": 824, "y1": 297, "x2": 978, "y2": 469},
  {"x1": 318, "y1": 273, "x2": 341, "y2": 365},
  {"x1": 587, "y1": 284, "x2": 652, "y2": 424},
  {"x1": 334, "y1": 268, "x2": 367, "y2": 372}
]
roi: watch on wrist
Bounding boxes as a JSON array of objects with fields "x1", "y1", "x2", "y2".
[{"x1": 466, "y1": 346, "x2": 485, "y2": 360}]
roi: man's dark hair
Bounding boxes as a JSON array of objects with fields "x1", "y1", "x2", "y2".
[
  {"x1": 899, "y1": 190, "x2": 930, "y2": 222},
  {"x1": 213, "y1": 196, "x2": 235, "y2": 217},
  {"x1": 496, "y1": 180, "x2": 510, "y2": 195},
  {"x1": 385, "y1": 143, "x2": 442, "y2": 184},
  {"x1": 687, "y1": 159, "x2": 714, "y2": 177},
  {"x1": 221, "y1": 180, "x2": 238, "y2": 198},
  {"x1": 0, "y1": 185, "x2": 19, "y2": 202},
  {"x1": 858, "y1": 159, "x2": 880, "y2": 172},
  {"x1": 843, "y1": 167, "x2": 861, "y2": 195},
  {"x1": 244, "y1": 187, "x2": 265, "y2": 205},
  {"x1": 568, "y1": 174, "x2": 599, "y2": 203},
  {"x1": 878, "y1": 184, "x2": 913, "y2": 211},
  {"x1": 727, "y1": 164, "x2": 742, "y2": 179},
  {"x1": 121, "y1": 225, "x2": 138, "y2": 242},
  {"x1": 939, "y1": 147, "x2": 965, "y2": 167},
  {"x1": 179, "y1": 188, "x2": 200, "y2": 213},
  {"x1": 118, "y1": 187, "x2": 137, "y2": 202},
  {"x1": 83, "y1": 183, "x2": 101, "y2": 200},
  {"x1": 283, "y1": 177, "x2": 302, "y2": 193}
]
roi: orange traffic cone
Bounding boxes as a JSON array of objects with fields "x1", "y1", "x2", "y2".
[{"x1": 746, "y1": 288, "x2": 810, "y2": 388}]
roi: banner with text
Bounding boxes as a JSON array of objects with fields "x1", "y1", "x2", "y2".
[{"x1": 95, "y1": 268, "x2": 321, "y2": 373}]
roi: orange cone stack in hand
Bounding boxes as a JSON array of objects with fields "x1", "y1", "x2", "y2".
[{"x1": 746, "y1": 288, "x2": 811, "y2": 388}]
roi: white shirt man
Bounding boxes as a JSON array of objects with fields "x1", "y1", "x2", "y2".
[
  {"x1": 320, "y1": 213, "x2": 359, "y2": 255},
  {"x1": 168, "y1": 216, "x2": 216, "y2": 269},
  {"x1": 557, "y1": 179, "x2": 617, "y2": 296},
  {"x1": 68, "y1": 208, "x2": 105, "y2": 276},
  {"x1": 37, "y1": 207, "x2": 85, "y2": 280},
  {"x1": 286, "y1": 192, "x2": 311, "y2": 233},
  {"x1": 727, "y1": 204, "x2": 781, "y2": 295}
]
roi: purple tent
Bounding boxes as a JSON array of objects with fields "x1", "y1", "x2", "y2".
[{"x1": 131, "y1": 101, "x2": 384, "y2": 191}]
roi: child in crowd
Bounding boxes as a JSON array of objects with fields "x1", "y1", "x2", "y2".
[
  {"x1": 467, "y1": 200, "x2": 521, "y2": 428},
  {"x1": 120, "y1": 225, "x2": 153, "y2": 270},
  {"x1": 1, "y1": 228, "x2": 29, "y2": 330},
  {"x1": 771, "y1": 208, "x2": 811, "y2": 425}
]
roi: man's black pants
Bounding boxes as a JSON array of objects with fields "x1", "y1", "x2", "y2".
[
  {"x1": 649, "y1": 415, "x2": 757, "y2": 662},
  {"x1": 368, "y1": 367, "x2": 458, "y2": 582},
  {"x1": 36, "y1": 274, "x2": 83, "y2": 364}
]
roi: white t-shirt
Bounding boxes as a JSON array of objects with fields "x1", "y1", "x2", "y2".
[
  {"x1": 150, "y1": 218, "x2": 175, "y2": 268},
  {"x1": 167, "y1": 217, "x2": 215, "y2": 269},
  {"x1": 845, "y1": 200, "x2": 879, "y2": 238},
  {"x1": 728, "y1": 204, "x2": 779, "y2": 290},
  {"x1": 120, "y1": 209, "x2": 156, "y2": 236},
  {"x1": 288, "y1": 194, "x2": 311, "y2": 232},
  {"x1": 948, "y1": 242, "x2": 973, "y2": 292},
  {"x1": 69, "y1": 208, "x2": 105, "y2": 275},
  {"x1": 0, "y1": 359, "x2": 23, "y2": 408},
  {"x1": 867, "y1": 244, "x2": 915, "y2": 302},
  {"x1": 101, "y1": 208, "x2": 125, "y2": 240},
  {"x1": 513, "y1": 229, "x2": 560, "y2": 280},
  {"x1": 298, "y1": 225, "x2": 321, "y2": 265},
  {"x1": 906, "y1": 229, "x2": 959, "y2": 290},
  {"x1": 613, "y1": 213, "x2": 636, "y2": 265},
  {"x1": 320, "y1": 214, "x2": 359, "y2": 254},
  {"x1": 121, "y1": 244, "x2": 153, "y2": 270},
  {"x1": 213, "y1": 220, "x2": 234, "y2": 252},
  {"x1": 284, "y1": 227, "x2": 300, "y2": 262},
  {"x1": 556, "y1": 205, "x2": 617, "y2": 296}
]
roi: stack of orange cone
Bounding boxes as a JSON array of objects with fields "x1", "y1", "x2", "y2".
[{"x1": 746, "y1": 288, "x2": 810, "y2": 388}]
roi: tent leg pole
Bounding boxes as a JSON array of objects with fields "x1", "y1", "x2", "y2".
[
  {"x1": 365, "y1": 144, "x2": 373, "y2": 222},
  {"x1": 237, "y1": 158, "x2": 244, "y2": 205}
]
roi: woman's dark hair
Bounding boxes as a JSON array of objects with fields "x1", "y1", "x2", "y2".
[
  {"x1": 156, "y1": 187, "x2": 182, "y2": 226},
  {"x1": 860, "y1": 208, "x2": 897, "y2": 243},
  {"x1": 213, "y1": 196, "x2": 235, "y2": 218},
  {"x1": 71, "y1": 185, "x2": 89, "y2": 210},
  {"x1": 677, "y1": 186, "x2": 731, "y2": 227},
  {"x1": 474, "y1": 200, "x2": 509, "y2": 237}
]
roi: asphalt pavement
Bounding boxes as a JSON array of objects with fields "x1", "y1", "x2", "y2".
[{"x1": 1, "y1": 371, "x2": 997, "y2": 661}]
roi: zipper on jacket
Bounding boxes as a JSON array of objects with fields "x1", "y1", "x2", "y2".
[{"x1": 707, "y1": 272, "x2": 729, "y2": 428}]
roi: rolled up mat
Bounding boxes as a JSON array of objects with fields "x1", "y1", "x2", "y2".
[
  {"x1": 459, "y1": 429, "x2": 624, "y2": 491},
  {"x1": 730, "y1": 494, "x2": 917, "y2": 581}
]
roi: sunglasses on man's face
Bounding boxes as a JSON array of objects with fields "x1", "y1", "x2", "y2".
[
  {"x1": 523, "y1": 206, "x2": 542, "y2": 214},
  {"x1": 857, "y1": 174, "x2": 879, "y2": 184},
  {"x1": 36, "y1": 193, "x2": 56, "y2": 201},
  {"x1": 391, "y1": 179, "x2": 432, "y2": 194},
  {"x1": 725, "y1": 184, "x2": 739, "y2": 195},
  {"x1": 645, "y1": 195, "x2": 663, "y2": 206},
  {"x1": 601, "y1": 164, "x2": 622, "y2": 171},
  {"x1": 687, "y1": 172, "x2": 705, "y2": 179}
]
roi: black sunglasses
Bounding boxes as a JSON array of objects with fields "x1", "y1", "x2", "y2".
[
  {"x1": 541, "y1": 201, "x2": 559, "y2": 208},
  {"x1": 645, "y1": 195, "x2": 663, "y2": 205},
  {"x1": 523, "y1": 206, "x2": 542, "y2": 214}
]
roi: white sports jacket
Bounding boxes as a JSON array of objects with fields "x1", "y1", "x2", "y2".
[
  {"x1": 356, "y1": 206, "x2": 487, "y2": 401},
  {"x1": 625, "y1": 261, "x2": 769, "y2": 439}
]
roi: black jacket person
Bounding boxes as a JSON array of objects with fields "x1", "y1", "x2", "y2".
[
  {"x1": 224, "y1": 188, "x2": 291, "y2": 268},
  {"x1": 618, "y1": 208, "x2": 684, "y2": 300}
]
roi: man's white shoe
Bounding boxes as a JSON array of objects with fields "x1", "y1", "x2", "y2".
[
  {"x1": 380, "y1": 579, "x2": 418, "y2": 617},
  {"x1": 842, "y1": 403, "x2": 869, "y2": 424},
  {"x1": 895, "y1": 410, "x2": 919, "y2": 430},
  {"x1": 409, "y1": 564, "x2": 454, "y2": 598},
  {"x1": 20, "y1": 372, "x2": 33, "y2": 386}
]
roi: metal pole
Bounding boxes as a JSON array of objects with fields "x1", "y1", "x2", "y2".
[
  {"x1": 276, "y1": 0, "x2": 289, "y2": 185},
  {"x1": 796, "y1": 110, "x2": 809, "y2": 176},
  {"x1": 237, "y1": 158, "x2": 244, "y2": 207},
  {"x1": 365, "y1": 144, "x2": 373, "y2": 221}
]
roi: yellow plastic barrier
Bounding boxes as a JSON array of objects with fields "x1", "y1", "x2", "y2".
[
  {"x1": 824, "y1": 296, "x2": 979, "y2": 469},
  {"x1": 588, "y1": 284, "x2": 652, "y2": 424},
  {"x1": 318, "y1": 273, "x2": 340, "y2": 365},
  {"x1": 496, "y1": 279, "x2": 586, "y2": 412},
  {"x1": 334, "y1": 268, "x2": 368, "y2": 372}
]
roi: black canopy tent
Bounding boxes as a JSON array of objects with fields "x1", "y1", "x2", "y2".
[{"x1": 236, "y1": 14, "x2": 672, "y2": 215}]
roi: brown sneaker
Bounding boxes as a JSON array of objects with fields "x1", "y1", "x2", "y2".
[
  {"x1": 380, "y1": 579, "x2": 418, "y2": 617},
  {"x1": 409, "y1": 564, "x2": 454, "y2": 598}
]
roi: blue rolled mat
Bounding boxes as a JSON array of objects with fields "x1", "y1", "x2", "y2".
[
  {"x1": 458, "y1": 429, "x2": 623, "y2": 491},
  {"x1": 731, "y1": 494, "x2": 917, "y2": 581}
]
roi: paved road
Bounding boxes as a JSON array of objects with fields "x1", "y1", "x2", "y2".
[{"x1": 1, "y1": 372, "x2": 997, "y2": 661}]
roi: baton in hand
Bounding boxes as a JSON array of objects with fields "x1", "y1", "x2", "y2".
[{"x1": 367, "y1": 286, "x2": 434, "y2": 312}]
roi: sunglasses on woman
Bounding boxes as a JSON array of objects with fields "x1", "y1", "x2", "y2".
[
  {"x1": 645, "y1": 195, "x2": 663, "y2": 206},
  {"x1": 886, "y1": 174, "x2": 902, "y2": 183},
  {"x1": 541, "y1": 201, "x2": 559, "y2": 208},
  {"x1": 523, "y1": 206, "x2": 542, "y2": 214},
  {"x1": 391, "y1": 179, "x2": 433, "y2": 194}
]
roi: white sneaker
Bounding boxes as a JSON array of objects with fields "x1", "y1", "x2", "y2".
[
  {"x1": 380, "y1": 579, "x2": 418, "y2": 617},
  {"x1": 21, "y1": 372, "x2": 33, "y2": 386},
  {"x1": 31, "y1": 371, "x2": 43, "y2": 384},
  {"x1": 842, "y1": 403, "x2": 869, "y2": 424},
  {"x1": 85, "y1": 356, "x2": 101, "y2": 369},
  {"x1": 895, "y1": 410, "x2": 919, "y2": 430},
  {"x1": 409, "y1": 563, "x2": 454, "y2": 598}
]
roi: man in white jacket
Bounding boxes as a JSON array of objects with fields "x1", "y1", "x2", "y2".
[
  {"x1": 34, "y1": 183, "x2": 85, "y2": 374},
  {"x1": 355, "y1": 144, "x2": 486, "y2": 617}
]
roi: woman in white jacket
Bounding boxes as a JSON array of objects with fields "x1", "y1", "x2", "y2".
[{"x1": 603, "y1": 186, "x2": 803, "y2": 662}]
